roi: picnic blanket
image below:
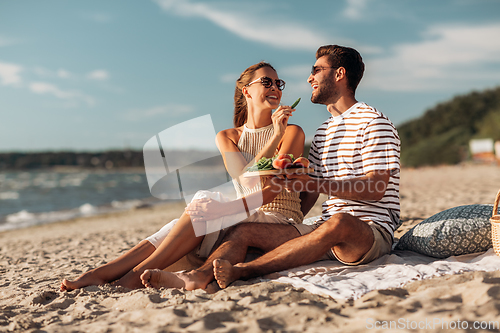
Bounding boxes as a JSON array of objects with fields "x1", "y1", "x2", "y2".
[{"x1": 269, "y1": 248, "x2": 500, "y2": 300}]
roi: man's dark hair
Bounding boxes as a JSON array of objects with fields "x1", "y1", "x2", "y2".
[{"x1": 316, "y1": 45, "x2": 364, "y2": 93}]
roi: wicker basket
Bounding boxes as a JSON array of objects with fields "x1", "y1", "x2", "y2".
[{"x1": 491, "y1": 189, "x2": 500, "y2": 257}]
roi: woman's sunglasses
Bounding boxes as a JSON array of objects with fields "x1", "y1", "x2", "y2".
[{"x1": 245, "y1": 76, "x2": 286, "y2": 91}]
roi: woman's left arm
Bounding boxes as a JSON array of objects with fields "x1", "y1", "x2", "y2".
[
  {"x1": 275, "y1": 124, "x2": 305, "y2": 159},
  {"x1": 186, "y1": 125, "x2": 305, "y2": 222}
]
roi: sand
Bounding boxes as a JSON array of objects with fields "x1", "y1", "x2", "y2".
[{"x1": 1, "y1": 164, "x2": 500, "y2": 332}]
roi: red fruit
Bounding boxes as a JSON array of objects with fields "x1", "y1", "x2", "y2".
[
  {"x1": 272, "y1": 158, "x2": 292, "y2": 169},
  {"x1": 272, "y1": 154, "x2": 293, "y2": 169},
  {"x1": 277, "y1": 154, "x2": 293, "y2": 162},
  {"x1": 292, "y1": 157, "x2": 310, "y2": 168}
]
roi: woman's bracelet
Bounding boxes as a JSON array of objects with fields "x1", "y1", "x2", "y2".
[{"x1": 241, "y1": 197, "x2": 251, "y2": 218}]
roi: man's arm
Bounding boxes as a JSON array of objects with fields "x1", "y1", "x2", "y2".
[{"x1": 282, "y1": 170, "x2": 391, "y2": 202}]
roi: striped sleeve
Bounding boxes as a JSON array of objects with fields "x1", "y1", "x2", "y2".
[
  {"x1": 307, "y1": 140, "x2": 321, "y2": 178},
  {"x1": 361, "y1": 116, "x2": 400, "y2": 174}
]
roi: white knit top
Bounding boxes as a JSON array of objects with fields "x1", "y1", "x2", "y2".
[{"x1": 233, "y1": 124, "x2": 303, "y2": 224}]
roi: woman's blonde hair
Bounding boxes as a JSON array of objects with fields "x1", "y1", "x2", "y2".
[{"x1": 233, "y1": 61, "x2": 276, "y2": 128}]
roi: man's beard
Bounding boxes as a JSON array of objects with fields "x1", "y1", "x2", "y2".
[{"x1": 311, "y1": 79, "x2": 338, "y2": 105}]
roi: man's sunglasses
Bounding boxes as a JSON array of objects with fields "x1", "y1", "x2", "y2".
[
  {"x1": 245, "y1": 76, "x2": 286, "y2": 91},
  {"x1": 311, "y1": 66, "x2": 337, "y2": 75}
]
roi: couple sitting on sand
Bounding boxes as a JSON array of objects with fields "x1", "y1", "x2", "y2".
[{"x1": 61, "y1": 45, "x2": 401, "y2": 292}]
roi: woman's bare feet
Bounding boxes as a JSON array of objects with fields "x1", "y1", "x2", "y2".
[
  {"x1": 140, "y1": 269, "x2": 212, "y2": 291},
  {"x1": 213, "y1": 259, "x2": 241, "y2": 289},
  {"x1": 60, "y1": 271, "x2": 106, "y2": 291},
  {"x1": 62, "y1": 270, "x2": 145, "y2": 291}
]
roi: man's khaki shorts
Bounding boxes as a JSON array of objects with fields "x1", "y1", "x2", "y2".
[{"x1": 293, "y1": 220, "x2": 393, "y2": 266}]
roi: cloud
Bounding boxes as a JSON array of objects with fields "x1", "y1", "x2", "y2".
[
  {"x1": 124, "y1": 104, "x2": 195, "y2": 121},
  {"x1": 35, "y1": 67, "x2": 110, "y2": 82},
  {"x1": 154, "y1": 0, "x2": 340, "y2": 51},
  {"x1": 57, "y1": 69, "x2": 72, "y2": 79},
  {"x1": 34, "y1": 67, "x2": 73, "y2": 79},
  {"x1": 220, "y1": 73, "x2": 238, "y2": 83},
  {"x1": 0, "y1": 36, "x2": 17, "y2": 47},
  {"x1": 0, "y1": 61, "x2": 23, "y2": 86},
  {"x1": 0, "y1": 61, "x2": 98, "y2": 106},
  {"x1": 29, "y1": 81, "x2": 95, "y2": 106},
  {"x1": 343, "y1": 0, "x2": 371, "y2": 20},
  {"x1": 87, "y1": 70, "x2": 109, "y2": 81},
  {"x1": 362, "y1": 23, "x2": 500, "y2": 92}
]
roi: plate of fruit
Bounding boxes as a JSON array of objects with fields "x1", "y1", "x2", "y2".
[{"x1": 242, "y1": 154, "x2": 313, "y2": 177}]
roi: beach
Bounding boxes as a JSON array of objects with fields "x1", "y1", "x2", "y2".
[{"x1": 1, "y1": 164, "x2": 500, "y2": 332}]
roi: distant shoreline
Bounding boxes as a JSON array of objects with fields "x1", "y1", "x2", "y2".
[
  {"x1": 2, "y1": 165, "x2": 148, "y2": 173},
  {"x1": 0, "y1": 149, "x2": 223, "y2": 171}
]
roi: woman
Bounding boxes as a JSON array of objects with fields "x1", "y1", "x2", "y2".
[{"x1": 61, "y1": 61, "x2": 305, "y2": 291}]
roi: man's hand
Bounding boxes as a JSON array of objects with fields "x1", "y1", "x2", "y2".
[
  {"x1": 271, "y1": 170, "x2": 391, "y2": 201},
  {"x1": 270, "y1": 174, "x2": 315, "y2": 193}
]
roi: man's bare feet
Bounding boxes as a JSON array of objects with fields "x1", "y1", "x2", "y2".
[
  {"x1": 140, "y1": 269, "x2": 212, "y2": 291},
  {"x1": 213, "y1": 259, "x2": 241, "y2": 289},
  {"x1": 140, "y1": 269, "x2": 185, "y2": 289},
  {"x1": 60, "y1": 271, "x2": 106, "y2": 291}
]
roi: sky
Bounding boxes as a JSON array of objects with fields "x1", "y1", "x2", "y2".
[{"x1": 1, "y1": 0, "x2": 500, "y2": 152}]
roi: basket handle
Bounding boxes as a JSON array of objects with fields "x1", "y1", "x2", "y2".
[{"x1": 494, "y1": 189, "x2": 500, "y2": 218}]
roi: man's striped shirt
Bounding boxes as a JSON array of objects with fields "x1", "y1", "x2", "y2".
[{"x1": 309, "y1": 102, "x2": 401, "y2": 236}]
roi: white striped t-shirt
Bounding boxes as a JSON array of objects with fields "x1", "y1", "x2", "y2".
[{"x1": 308, "y1": 102, "x2": 401, "y2": 236}]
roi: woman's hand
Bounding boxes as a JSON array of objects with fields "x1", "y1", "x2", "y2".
[
  {"x1": 185, "y1": 198, "x2": 226, "y2": 223},
  {"x1": 271, "y1": 105, "x2": 295, "y2": 139}
]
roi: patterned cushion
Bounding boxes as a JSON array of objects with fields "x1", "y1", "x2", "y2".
[{"x1": 395, "y1": 204, "x2": 495, "y2": 258}]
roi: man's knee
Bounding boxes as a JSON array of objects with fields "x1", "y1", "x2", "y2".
[
  {"x1": 315, "y1": 214, "x2": 375, "y2": 263},
  {"x1": 320, "y1": 214, "x2": 351, "y2": 231},
  {"x1": 316, "y1": 214, "x2": 364, "y2": 240}
]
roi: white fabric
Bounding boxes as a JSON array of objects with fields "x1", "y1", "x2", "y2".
[
  {"x1": 145, "y1": 190, "x2": 297, "y2": 258},
  {"x1": 145, "y1": 190, "x2": 249, "y2": 250},
  {"x1": 269, "y1": 248, "x2": 500, "y2": 300},
  {"x1": 145, "y1": 218, "x2": 179, "y2": 248},
  {"x1": 190, "y1": 190, "x2": 250, "y2": 237}
]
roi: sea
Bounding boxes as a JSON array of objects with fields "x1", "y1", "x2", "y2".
[{"x1": 0, "y1": 167, "x2": 230, "y2": 232}]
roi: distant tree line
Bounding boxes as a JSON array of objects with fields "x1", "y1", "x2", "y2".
[
  {"x1": 0, "y1": 149, "x2": 224, "y2": 170},
  {"x1": 0, "y1": 151, "x2": 144, "y2": 170},
  {"x1": 397, "y1": 86, "x2": 500, "y2": 167}
]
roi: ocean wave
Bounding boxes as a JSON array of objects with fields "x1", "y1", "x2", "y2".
[
  {"x1": 0, "y1": 169, "x2": 229, "y2": 232},
  {"x1": 79, "y1": 203, "x2": 97, "y2": 215},
  {"x1": 0, "y1": 198, "x2": 162, "y2": 232},
  {"x1": 0, "y1": 191, "x2": 19, "y2": 200},
  {"x1": 6, "y1": 210, "x2": 35, "y2": 223}
]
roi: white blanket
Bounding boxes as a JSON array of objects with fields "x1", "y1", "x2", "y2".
[{"x1": 270, "y1": 248, "x2": 500, "y2": 300}]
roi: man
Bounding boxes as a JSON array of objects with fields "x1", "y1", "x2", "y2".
[{"x1": 141, "y1": 45, "x2": 400, "y2": 290}]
